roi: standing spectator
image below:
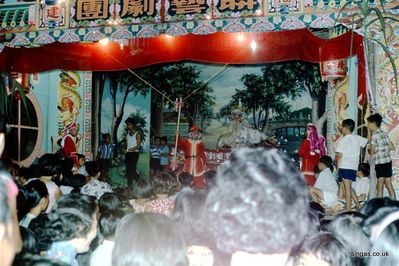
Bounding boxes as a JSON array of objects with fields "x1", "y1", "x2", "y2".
[
  {"x1": 150, "y1": 137, "x2": 162, "y2": 177},
  {"x1": 298, "y1": 124, "x2": 326, "y2": 186},
  {"x1": 336, "y1": 119, "x2": 367, "y2": 211},
  {"x1": 160, "y1": 136, "x2": 170, "y2": 171},
  {"x1": 81, "y1": 161, "x2": 113, "y2": 200},
  {"x1": 61, "y1": 122, "x2": 81, "y2": 166},
  {"x1": 367, "y1": 113, "x2": 396, "y2": 199},
  {"x1": 124, "y1": 118, "x2": 142, "y2": 190},
  {"x1": 97, "y1": 133, "x2": 115, "y2": 181}
]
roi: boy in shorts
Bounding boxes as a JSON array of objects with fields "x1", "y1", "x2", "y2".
[
  {"x1": 367, "y1": 113, "x2": 396, "y2": 199},
  {"x1": 336, "y1": 119, "x2": 367, "y2": 211}
]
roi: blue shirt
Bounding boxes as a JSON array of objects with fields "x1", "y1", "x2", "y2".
[
  {"x1": 160, "y1": 145, "x2": 170, "y2": 166},
  {"x1": 98, "y1": 143, "x2": 115, "y2": 160},
  {"x1": 150, "y1": 145, "x2": 161, "y2": 159},
  {"x1": 47, "y1": 241, "x2": 79, "y2": 266}
]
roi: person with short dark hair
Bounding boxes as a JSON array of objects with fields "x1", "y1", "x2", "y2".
[
  {"x1": 112, "y1": 213, "x2": 188, "y2": 266},
  {"x1": 98, "y1": 193, "x2": 120, "y2": 215},
  {"x1": 366, "y1": 113, "x2": 396, "y2": 199},
  {"x1": 81, "y1": 161, "x2": 113, "y2": 200},
  {"x1": 336, "y1": 118, "x2": 368, "y2": 211},
  {"x1": 351, "y1": 163, "x2": 371, "y2": 208},
  {"x1": 76, "y1": 154, "x2": 88, "y2": 177},
  {"x1": 90, "y1": 210, "x2": 124, "y2": 266},
  {"x1": 206, "y1": 148, "x2": 309, "y2": 265},
  {"x1": 124, "y1": 118, "x2": 142, "y2": 190},
  {"x1": 309, "y1": 155, "x2": 339, "y2": 208},
  {"x1": 97, "y1": 133, "x2": 115, "y2": 181},
  {"x1": 45, "y1": 194, "x2": 98, "y2": 266}
]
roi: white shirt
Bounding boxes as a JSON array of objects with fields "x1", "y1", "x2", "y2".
[
  {"x1": 19, "y1": 213, "x2": 37, "y2": 228},
  {"x1": 314, "y1": 168, "x2": 338, "y2": 195},
  {"x1": 336, "y1": 134, "x2": 367, "y2": 170},
  {"x1": 352, "y1": 177, "x2": 370, "y2": 198},
  {"x1": 90, "y1": 240, "x2": 114, "y2": 266},
  {"x1": 127, "y1": 132, "x2": 138, "y2": 151}
]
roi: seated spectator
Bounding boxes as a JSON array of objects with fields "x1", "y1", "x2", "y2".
[
  {"x1": 129, "y1": 179, "x2": 156, "y2": 213},
  {"x1": 59, "y1": 174, "x2": 87, "y2": 195},
  {"x1": 203, "y1": 170, "x2": 216, "y2": 189},
  {"x1": 309, "y1": 155, "x2": 339, "y2": 208},
  {"x1": 112, "y1": 213, "x2": 188, "y2": 266},
  {"x1": 360, "y1": 197, "x2": 399, "y2": 217},
  {"x1": 18, "y1": 179, "x2": 49, "y2": 228},
  {"x1": 170, "y1": 172, "x2": 193, "y2": 201},
  {"x1": 37, "y1": 154, "x2": 63, "y2": 213},
  {"x1": 327, "y1": 212, "x2": 370, "y2": 266},
  {"x1": 293, "y1": 232, "x2": 351, "y2": 266},
  {"x1": 146, "y1": 172, "x2": 177, "y2": 215},
  {"x1": 81, "y1": 161, "x2": 113, "y2": 199},
  {"x1": 351, "y1": 163, "x2": 370, "y2": 208},
  {"x1": 99, "y1": 193, "x2": 121, "y2": 215},
  {"x1": 18, "y1": 226, "x2": 39, "y2": 255},
  {"x1": 0, "y1": 171, "x2": 20, "y2": 266},
  {"x1": 90, "y1": 210, "x2": 124, "y2": 266},
  {"x1": 12, "y1": 253, "x2": 68, "y2": 266},
  {"x1": 76, "y1": 154, "x2": 88, "y2": 177},
  {"x1": 206, "y1": 148, "x2": 310, "y2": 266},
  {"x1": 45, "y1": 194, "x2": 98, "y2": 266}
]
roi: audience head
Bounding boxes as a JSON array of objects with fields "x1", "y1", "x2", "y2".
[
  {"x1": 318, "y1": 155, "x2": 334, "y2": 172},
  {"x1": 341, "y1": 119, "x2": 355, "y2": 134},
  {"x1": 77, "y1": 154, "x2": 86, "y2": 167},
  {"x1": 363, "y1": 207, "x2": 399, "y2": 266},
  {"x1": 178, "y1": 172, "x2": 192, "y2": 188},
  {"x1": 357, "y1": 163, "x2": 370, "y2": 178},
  {"x1": 132, "y1": 179, "x2": 155, "y2": 199},
  {"x1": 99, "y1": 193, "x2": 121, "y2": 214},
  {"x1": 112, "y1": 213, "x2": 188, "y2": 266},
  {"x1": 12, "y1": 253, "x2": 68, "y2": 266},
  {"x1": 17, "y1": 179, "x2": 49, "y2": 219},
  {"x1": 85, "y1": 161, "x2": 101, "y2": 178},
  {"x1": 366, "y1": 113, "x2": 383, "y2": 129},
  {"x1": 206, "y1": 147, "x2": 309, "y2": 255},
  {"x1": 360, "y1": 197, "x2": 399, "y2": 217},
  {"x1": 203, "y1": 170, "x2": 217, "y2": 188},
  {"x1": 19, "y1": 226, "x2": 38, "y2": 254},
  {"x1": 38, "y1": 154, "x2": 61, "y2": 177},
  {"x1": 45, "y1": 194, "x2": 98, "y2": 253},
  {"x1": 328, "y1": 212, "x2": 370, "y2": 265},
  {"x1": 151, "y1": 172, "x2": 177, "y2": 195},
  {"x1": 99, "y1": 210, "x2": 124, "y2": 240},
  {"x1": 293, "y1": 232, "x2": 351, "y2": 266},
  {"x1": 0, "y1": 172, "x2": 17, "y2": 266}
]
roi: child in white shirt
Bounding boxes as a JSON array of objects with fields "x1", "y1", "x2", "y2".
[
  {"x1": 310, "y1": 155, "x2": 338, "y2": 207},
  {"x1": 351, "y1": 163, "x2": 370, "y2": 209}
]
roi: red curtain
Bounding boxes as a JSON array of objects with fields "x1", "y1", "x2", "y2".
[{"x1": 0, "y1": 28, "x2": 365, "y2": 103}]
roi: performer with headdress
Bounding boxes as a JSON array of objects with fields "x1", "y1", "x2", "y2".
[
  {"x1": 298, "y1": 124, "x2": 327, "y2": 186},
  {"x1": 177, "y1": 125, "x2": 207, "y2": 188},
  {"x1": 217, "y1": 108, "x2": 266, "y2": 149},
  {"x1": 61, "y1": 121, "x2": 81, "y2": 165}
]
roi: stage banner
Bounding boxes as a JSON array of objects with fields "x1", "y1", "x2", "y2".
[
  {"x1": 214, "y1": 0, "x2": 262, "y2": 19},
  {"x1": 37, "y1": 0, "x2": 68, "y2": 29},
  {"x1": 328, "y1": 56, "x2": 358, "y2": 154}
]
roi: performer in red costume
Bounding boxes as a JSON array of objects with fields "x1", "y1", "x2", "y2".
[
  {"x1": 177, "y1": 125, "x2": 207, "y2": 188},
  {"x1": 298, "y1": 124, "x2": 326, "y2": 186},
  {"x1": 61, "y1": 121, "x2": 81, "y2": 166}
]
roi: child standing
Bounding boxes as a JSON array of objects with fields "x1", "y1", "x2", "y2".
[
  {"x1": 97, "y1": 133, "x2": 115, "y2": 181},
  {"x1": 336, "y1": 119, "x2": 367, "y2": 211},
  {"x1": 150, "y1": 137, "x2": 162, "y2": 177},
  {"x1": 309, "y1": 155, "x2": 339, "y2": 207},
  {"x1": 160, "y1": 136, "x2": 170, "y2": 171},
  {"x1": 351, "y1": 163, "x2": 370, "y2": 209},
  {"x1": 367, "y1": 113, "x2": 396, "y2": 199}
]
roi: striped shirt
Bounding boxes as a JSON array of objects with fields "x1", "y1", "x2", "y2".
[
  {"x1": 98, "y1": 143, "x2": 115, "y2": 160},
  {"x1": 150, "y1": 145, "x2": 161, "y2": 159}
]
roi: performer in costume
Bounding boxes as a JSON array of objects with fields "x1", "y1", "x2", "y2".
[
  {"x1": 124, "y1": 118, "x2": 142, "y2": 190},
  {"x1": 61, "y1": 121, "x2": 81, "y2": 166},
  {"x1": 217, "y1": 109, "x2": 267, "y2": 148},
  {"x1": 177, "y1": 125, "x2": 207, "y2": 188},
  {"x1": 298, "y1": 124, "x2": 326, "y2": 186}
]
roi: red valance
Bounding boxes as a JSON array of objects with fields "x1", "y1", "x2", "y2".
[{"x1": 0, "y1": 28, "x2": 365, "y2": 104}]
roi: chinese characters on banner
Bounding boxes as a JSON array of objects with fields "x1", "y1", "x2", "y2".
[
  {"x1": 120, "y1": 0, "x2": 156, "y2": 19},
  {"x1": 167, "y1": 0, "x2": 209, "y2": 16},
  {"x1": 38, "y1": 0, "x2": 67, "y2": 29},
  {"x1": 76, "y1": 0, "x2": 109, "y2": 20}
]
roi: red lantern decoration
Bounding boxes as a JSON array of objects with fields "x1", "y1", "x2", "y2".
[{"x1": 320, "y1": 59, "x2": 347, "y2": 82}]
